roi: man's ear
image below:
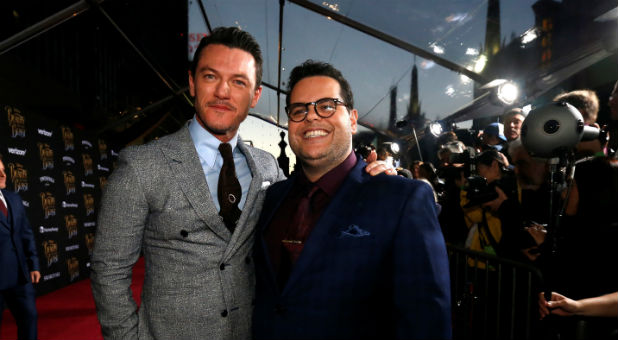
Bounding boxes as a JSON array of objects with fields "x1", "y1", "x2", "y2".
[
  {"x1": 349, "y1": 108, "x2": 358, "y2": 134},
  {"x1": 188, "y1": 70, "x2": 196, "y2": 97},
  {"x1": 250, "y1": 86, "x2": 263, "y2": 108}
]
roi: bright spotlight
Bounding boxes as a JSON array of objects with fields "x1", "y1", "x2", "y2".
[
  {"x1": 496, "y1": 81, "x2": 519, "y2": 105},
  {"x1": 390, "y1": 142, "x2": 400, "y2": 154},
  {"x1": 429, "y1": 122, "x2": 444, "y2": 137}
]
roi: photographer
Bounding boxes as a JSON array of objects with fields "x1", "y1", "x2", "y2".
[{"x1": 461, "y1": 149, "x2": 521, "y2": 261}]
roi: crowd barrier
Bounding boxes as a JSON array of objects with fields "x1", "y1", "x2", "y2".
[{"x1": 447, "y1": 244, "x2": 545, "y2": 340}]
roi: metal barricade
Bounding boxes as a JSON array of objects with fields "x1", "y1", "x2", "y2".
[{"x1": 447, "y1": 244, "x2": 545, "y2": 340}]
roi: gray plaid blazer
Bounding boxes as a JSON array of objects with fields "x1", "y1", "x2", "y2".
[{"x1": 91, "y1": 123, "x2": 285, "y2": 340}]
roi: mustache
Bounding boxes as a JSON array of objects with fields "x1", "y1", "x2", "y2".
[{"x1": 206, "y1": 100, "x2": 236, "y2": 111}]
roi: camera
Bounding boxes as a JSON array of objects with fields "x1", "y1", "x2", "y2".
[{"x1": 464, "y1": 175, "x2": 498, "y2": 207}]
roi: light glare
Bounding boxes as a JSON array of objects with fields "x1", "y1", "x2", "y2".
[
  {"x1": 474, "y1": 55, "x2": 487, "y2": 73},
  {"x1": 429, "y1": 122, "x2": 443, "y2": 137},
  {"x1": 497, "y1": 82, "x2": 519, "y2": 105}
]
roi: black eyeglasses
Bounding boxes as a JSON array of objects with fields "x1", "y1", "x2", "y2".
[{"x1": 285, "y1": 97, "x2": 348, "y2": 122}]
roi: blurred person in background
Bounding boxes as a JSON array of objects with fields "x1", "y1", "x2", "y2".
[
  {"x1": 480, "y1": 122, "x2": 508, "y2": 153},
  {"x1": 541, "y1": 88, "x2": 618, "y2": 339},
  {"x1": 0, "y1": 153, "x2": 40, "y2": 340},
  {"x1": 502, "y1": 108, "x2": 526, "y2": 142},
  {"x1": 410, "y1": 160, "x2": 422, "y2": 179},
  {"x1": 607, "y1": 80, "x2": 618, "y2": 154},
  {"x1": 553, "y1": 89, "x2": 601, "y2": 158},
  {"x1": 507, "y1": 139, "x2": 551, "y2": 263},
  {"x1": 502, "y1": 108, "x2": 527, "y2": 163}
]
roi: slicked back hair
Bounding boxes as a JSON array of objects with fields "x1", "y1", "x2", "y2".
[{"x1": 190, "y1": 27, "x2": 263, "y2": 89}]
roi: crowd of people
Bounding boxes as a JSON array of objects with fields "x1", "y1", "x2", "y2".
[{"x1": 358, "y1": 81, "x2": 618, "y2": 339}]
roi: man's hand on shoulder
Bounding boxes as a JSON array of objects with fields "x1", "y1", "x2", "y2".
[{"x1": 365, "y1": 160, "x2": 397, "y2": 176}]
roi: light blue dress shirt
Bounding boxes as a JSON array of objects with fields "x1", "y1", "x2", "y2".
[{"x1": 188, "y1": 116, "x2": 253, "y2": 212}]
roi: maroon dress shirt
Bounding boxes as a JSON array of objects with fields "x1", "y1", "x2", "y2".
[{"x1": 264, "y1": 152, "x2": 357, "y2": 288}]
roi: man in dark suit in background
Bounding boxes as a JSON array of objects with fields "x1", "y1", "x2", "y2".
[
  {"x1": 0, "y1": 152, "x2": 40, "y2": 340},
  {"x1": 253, "y1": 60, "x2": 451, "y2": 339}
]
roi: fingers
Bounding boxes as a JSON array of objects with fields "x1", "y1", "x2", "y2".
[
  {"x1": 539, "y1": 293, "x2": 550, "y2": 319},
  {"x1": 365, "y1": 161, "x2": 396, "y2": 176},
  {"x1": 30, "y1": 271, "x2": 41, "y2": 284}
]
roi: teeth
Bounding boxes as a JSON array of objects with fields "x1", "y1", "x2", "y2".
[{"x1": 304, "y1": 130, "x2": 328, "y2": 138}]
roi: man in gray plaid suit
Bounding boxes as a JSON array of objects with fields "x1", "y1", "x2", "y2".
[{"x1": 90, "y1": 27, "x2": 285, "y2": 340}]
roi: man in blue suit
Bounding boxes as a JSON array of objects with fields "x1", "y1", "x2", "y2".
[
  {"x1": 253, "y1": 61, "x2": 451, "y2": 339},
  {"x1": 0, "y1": 153, "x2": 40, "y2": 340}
]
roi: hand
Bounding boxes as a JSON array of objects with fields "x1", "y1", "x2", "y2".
[
  {"x1": 365, "y1": 160, "x2": 396, "y2": 176},
  {"x1": 30, "y1": 271, "x2": 41, "y2": 284},
  {"x1": 497, "y1": 152, "x2": 510, "y2": 167},
  {"x1": 538, "y1": 292, "x2": 579, "y2": 319},
  {"x1": 521, "y1": 247, "x2": 541, "y2": 261},
  {"x1": 482, "y1": 186, "x2": 507, "y2": 212},
  {"x1": 525, "y1": 223, "x2": 547, "y2": 245}
]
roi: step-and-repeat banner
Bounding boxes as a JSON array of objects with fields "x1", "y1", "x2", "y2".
[{"x1": 1, "y1": 104, "x2": 118, "y2": 295}]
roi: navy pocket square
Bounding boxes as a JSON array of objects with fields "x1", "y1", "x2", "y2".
[{"x1": 338, "y1": 224, "x2": 371, "y2": 238}]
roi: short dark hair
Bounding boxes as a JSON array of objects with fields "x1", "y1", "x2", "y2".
[
  {"x1": 476, "y1": 149, "x2": 506, "y2": 168},
  {"x1": 190, "y1": 27, "x2": 263, "y2": 89},
  {"x1": 286, "y1": 60, "x2": 354, "y2": 109},
  {"x1": 356, "y1": 144, "x2": 375, "y2": 159}
]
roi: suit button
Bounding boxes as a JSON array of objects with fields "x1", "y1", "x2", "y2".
[
  {"x1": 245, "y1": 256, "x2": 251, "y2": 264},
  {"x1": 221, "y1": 310, "x2": 228, "y2": 317},
  {"x1": 219, "y1": 263, "x2": 225, "y2": 270},
  {"x1": 274, "y1": 304, "x2": 286, "y2": 314},
  {"x1": 180, "y1": 230, "x2": 188, "y2": 237}
]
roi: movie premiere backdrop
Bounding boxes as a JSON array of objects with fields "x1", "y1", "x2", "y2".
[{"x1": 1, "y1": 104, "x2": 118, "y2": 295}]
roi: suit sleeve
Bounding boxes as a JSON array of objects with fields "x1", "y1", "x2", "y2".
[
  {"x1": 17, "y1": 199, "x2": 40, "y2": 272},
  {"x1": 267, "y1": 151, "x2": 287, "y2": 183},
  {"x1": 90, "y1": 149, "x2": 148, "y2": 340},
  {"x1": 393, "y1": 181, "x2": 452, "y2": 339}
]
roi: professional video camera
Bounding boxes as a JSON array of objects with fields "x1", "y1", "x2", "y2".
[
  {"x1": 441, "y1": 140, "x2": 476, "y2": 177},
  {"x1": 521, "y1": 101, "x2": 604, "y2": 158}
]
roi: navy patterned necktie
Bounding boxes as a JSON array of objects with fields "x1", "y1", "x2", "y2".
[{"x1": 217, "y1": 143, "x2": 242, "y2": 234}]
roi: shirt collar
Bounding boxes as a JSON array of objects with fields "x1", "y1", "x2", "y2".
[
  {"x1": 298, "y1": 151, "x2": 357, "y2": 197},
  {"x1": 188, "y1": 115, "x2": 239, "y2": 168}
]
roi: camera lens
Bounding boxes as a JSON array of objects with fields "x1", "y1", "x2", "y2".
[{"x1": 543, "y1": 119, "x2": 560, "y2": 134}]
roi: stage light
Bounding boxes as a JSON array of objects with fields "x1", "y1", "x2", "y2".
[
  {"x1": 382, "y1": 142, "x2": 400, "y2": 155},
  {"x1": 429, "y1": 121, "x2": 444, "y2": 137},
  {"x1": 390, "y1": 142, "x2": 400, "y2": 154},
  {"x1": 496, "y1": 81, "x2": 519, "y2": 105}
]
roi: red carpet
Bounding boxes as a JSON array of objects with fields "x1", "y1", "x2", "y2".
[{"x1": 1, "y1": 257, "x2": 144, "y2": 340}]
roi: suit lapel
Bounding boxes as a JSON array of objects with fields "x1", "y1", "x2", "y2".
[
  {"x1": 256, "y1": 175, "x2": 297, "y2": 291},
  {"x1": 0, "y1": 190, "x2": 10, "y2": 231},
  {"x1": 282, "y1": 160, "x2": 367, "y2": 296},
  {"x1": 160, "y1": 125, "x2": 231, "y2": 241}
]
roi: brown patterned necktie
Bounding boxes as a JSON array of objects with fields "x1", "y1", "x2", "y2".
[
  {"x1": 0, "y1": 198, "x2": 7, "y2": 217},
  {"x1": 218, "y1": 143, "x2": 242, "y2": 233}
]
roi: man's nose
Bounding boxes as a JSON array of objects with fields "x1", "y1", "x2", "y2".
[
  {"x1": 305, "y1": 104, "x2": 321, "y2": 121},
  {"x1": 214, "y1": 81, "x2": 230, "y2": 98}
]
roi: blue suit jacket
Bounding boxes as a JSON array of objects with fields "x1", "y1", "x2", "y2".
[
  {"x1": 253, "y1": 159, "x2": 452, "y2": 340},
  {"x1": 0, "y1": 189, "x2": 40, "y2": 290}
]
